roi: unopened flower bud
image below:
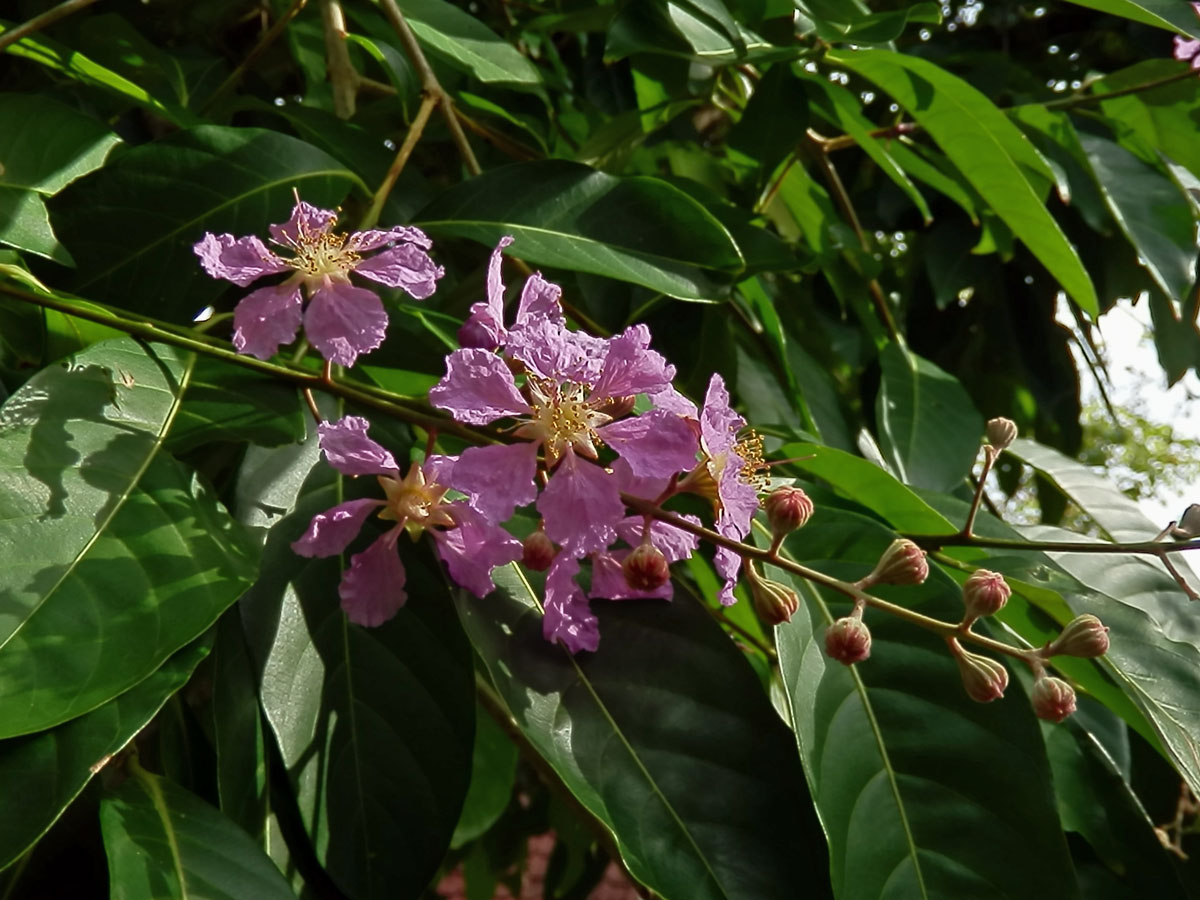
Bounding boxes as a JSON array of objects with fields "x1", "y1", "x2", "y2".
[
  {"x1": 622, "y1": 543, "x2": 670, "y2": 591},
  {"x1": 825, "y1": 616, "x2": 871, "y2": 665},
  {"x1": 985, "y1": 417, "x2": 1017, "y2": 453},
  {"x1": 962, "y1": 569, "x2": 1011, "y2": 622},
  {"x1": 1031, "y1": 676, "x2": 1077, "y2": 723},
  {"x1": 1045, "y1": 614, "x2": 1110, "y2": 658},
  {"x1": 522, "y1": 529, "x2": 557, "y2": 572},
  {"x1": 749, "y1": 577, "x2": 800, "y2": 626},
  {"x1": 862, "y1": 538, "x2": 928, "y2": 587},
  {"x1": 764, "y1": 486, "x2": 814, "y2": 538},
  {"x1": 954, "y1": 649, "x2": 1008, "y2": 702}
]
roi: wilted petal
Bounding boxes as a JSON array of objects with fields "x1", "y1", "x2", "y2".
[
  {"x1": 354, "y1": 243, "x2": 445, "y2": 299},
  {"x1": 339, "y1": 532, "x2": 407, "y2": 626},
  {"x1": 615, "y1": 515, "x2": 700, "y2": 563},
  {"x1": 319, "y1": 416, "x2": 399, "y2": 476},
  {"x1": 591, "y1": 324, "x2": 676, "y2": 401},
  {"x1": 700, "y1": 373, "x2": 744, "y2": 457},
  {"x1": 304, "y1": 282, "x2": 388, "y2": 367},
  {"x1": 590, "y1": 551, "x2": 673, "y2": 601},
  {"x1": 430, "y1": 348, "x2": 531, "y2": 425},
  {"x1": 537, "y1": 451, "x2": 624, "y2": 554},
  {"x1": 459, "y1": 236, "x2": 513, "y2": 349},
  {"x1": 434, "y1": 503, "x2": 523, "y2": 597},
  {"x1": 232, "y1": 283, "x2": 303, "y2": 360},
  {"x1": 543, "y1": 555, "x2": 599, "y2": 654},
  {"x1": 714, "y1": 545, "x2": 742, "y2": 607},
  {"x1": 447, "y1": 442, "x2": 538, "y2": 523},
  {"x1": 291, "y1": 498, "x2": 383, "y2": 557},
  {"x1": 507, "y1": 317, "x2": 605, "y2": 384},
  {"x1": 598, "y1": 408, "x2": 698, "y2": 479},
  {"x1": 514, "y1": 272, "x2": 563, "y2": 326},
  {"x1": 270, "y1": 200, "x2": 337, "y2": 245},
  {"x1": 345, "y1": 224, "x2": 433, "y2": 253},
  {"x1": 194, "y1": 233, "x2": 287, "y2": 286}
]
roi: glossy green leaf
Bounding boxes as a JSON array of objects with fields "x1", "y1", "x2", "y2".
[
  {"x1": 0, "y1": 640, "x2": 209, "y2": 870},
  {"x1": 0, "y1": 338, "x2": 258, "y2": 737},
  {"x1": 238, "y1": 428, "x2": 475, "y2": 900},
  {"x1": 829, "y1": 48, "x2": 1099, "y2": 316},
  {"x1": 0, "y1": 187, "x2": 72, "y2": 265},
  {"x1": 837, "y1": 3, "x2": 941, "y2": 43},
  {"x1": 774, "y1": 510, "x2": 1080, "y2": 900},
  {"x1": 451, "y1": 701, "x2": 518, "y2": 848},
  {"x1": 1062, "y1": 0, "x2": 1200, "y2": 35},
  {"x1": 1094, "y1": 60, "x2": 1200, "y2": 181},
  {"x1": 211, "y1": 610, "x2": 268, "y2": 841},
  {"x1": 51, "y1": 126, "x2": 363, "y2": 320},
  {"x1": 414, "y1": 160, "x2": 744, "y2": 301},
  {"x1": 456, "y1": 565, "x2": 832, "y2": 900},
  {"x1": 727, "y1": 64, "x2": 809, "y2": 180},
  {"x1": 100, "y1": 764, "x2": 297, "y2": 900},
  {"x1": 607, "y1": 0, "x2": 774, "y2": 63},
  {"x1": 875, "y1": 342, "x2": 984, "y2": 494},
  {"x1": 0, "y1": 94, "x2": 121, "y2": 194}
]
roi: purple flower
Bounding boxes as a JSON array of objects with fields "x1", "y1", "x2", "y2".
[
  {"x1": 194, "y1": 198, "x2": 444, "y2": 366},
  {"x1": 1176, "y1": 5, "x2": 1200, "y2": 68},
  {"x1": 457, "y1": 236, "x2": 564, "y2": 350},
  {"x1": 542, "y1": 554, "x2": 599, "y2": 654},
  {"x1": 291, "y1": 416, "x2": 520, "y2": 626}
]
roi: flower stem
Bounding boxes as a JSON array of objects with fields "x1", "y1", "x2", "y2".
[
  {"x1": 361, "y1": 91, "x2": 439, "y2": 230},
  {"x1": 961, "y1": 447, "x2": 996, "y2": 539},
  {"x1": 0, "y1": 0, "x2": 101, "y2": 53}
]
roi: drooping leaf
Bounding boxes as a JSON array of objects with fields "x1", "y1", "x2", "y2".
[{"x1": 0, "y1": 93, "x2": 121, "y2": 194}]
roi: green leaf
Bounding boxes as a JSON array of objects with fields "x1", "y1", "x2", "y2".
[
  {"x1": 451, "y1": 701, "x2": 518, "y2": 848},
  {"x1": 1061, "y1": 0, "x2": 1200, "y2": 36},
  {"x1": 606, "y1": 0, "x2": 774, "y2": 63},
  {"x1": 875, "y1": 342, "x2": 984, "y2": 493},
  {"x1": 414, "y1": 160, "x2": 745, "y2": 301},
  {"x1": 0, "y1": 94, "x2": 121, "y2": 194},
  {"x1": 100, "y1": 764, "x2": 297, "y2": 900},
  {"x1": 0, "y1": 338, "x2": 258, "y2": 738},
  {"x1": 0, "y1": 187, "x2": 73, "y2": 265},
  {"x1": 837, "y1": 3, "x2": 942, "y2": 43},
  {"x1": 457, "y1": 566, "x2": 832, "y2": 900},
  {"x1": 1077, "y1": 132, "x2": 1196, "y2": 305},
  {"x1": 774, "y1": 510, "x2": 1080, "y2": 900},
  {"x1": 1093, "y1": 60, "x2": 1200, "y2": 181},
  {"x1": 829, "y1": 48, "x2": 1099, "y2": 316},
  {"x1": 727, "y1": 63, "x2": 810, "y2": 181},
  {"x1": 0, "y1": 640, "x2": 209, "y2": 870},
  {"x1": 51, "y1": 126, "x2": 364, "y2": 321},
  {"x1": 238, "y1": 429, "x2": 476, "y2": 900}
]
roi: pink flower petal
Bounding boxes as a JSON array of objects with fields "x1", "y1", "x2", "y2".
[
  {"x1": 318, "y1": 416, "x2": 399, "y2": 476},
  {"x1": 542, "y1": 555, "x2": 599, "y2": 653},
  {"x1": 232, "y1": 283, "x2": 304, "y2": 360},
  {"x1": 304, "y1": 282, "x2": 388, "y2": 367},
  {"x1": 354, "y1": 243, "x2": 445, "y2": 299},
  {"x1": 269, "y1": 200, "x2": 337, "y2": 246},
  {"x1": 345, "y1": 224, "x2": 433, "y2": 253},
  {"x1": 714, "y1": 545, "x2": 741, "y2": 607},
  {"x1": 514, "y1": 272, "x2": 563, "y2": 326},
  {"x1": 591, "y1": 324, "x2": 676, "y2": 401},
  {"x1": 339, "y1": 532, "x2": 407, "y2": 626},
  {"x1": 291, "y1": 497, "x2": 383, "y2": 557},
  {"x1": 700, "y1": 373, "x2": 744, "y2": 457},
  {"x1": 506, "y1": 317, "x2": 606, "y2": 385},
  {"x1": 589, "y1": 551, "x2": 674, "y2": 601},
  {"x1": 649, "y1": 385, "x2": 699, "y2": 419},
  {"x1": 459, "y1": 236, "x2": 514, "y2": 349},
  {"x1": 430, "y1": 348, "x2": 531, "y2": 425},
  {"x1": 447, "y1": 442, "x2": 538, "y2": 523},
  {"x1": 194, "y1": 233, "x2": 288, "y2": 287},
  {"x1": 597, "y1": 408, "x2": 698, "y2": 479},
  {"x1": 537, "y1": 451, "x2": 624, "y2": 554},
  {"x1": 433, "y1": 503, "x2": 523, "y2": 597},
  {"x1": 610, "y1": 456, "x2": 670, "y2": 501}
]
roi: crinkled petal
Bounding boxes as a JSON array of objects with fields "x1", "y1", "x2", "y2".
[
  {"x1": 425, "y1": 453, "x2": 457, "y2": 483},
  {"x1": 448, "y1": 442, "x2": 538, "y2": 523},
  {"x1": 714, "y1": 545, "x2": 742, "y2": 607},
  {"x1": 270, "y1": 200, "x2": 337, "y2": 246},
  {"x1": 649, "y1": 385, "x2": 699, "y2": 419},
  {"x1": 615, "y1": 515, "x2": 700, "y2": 563},
  {"x1": 716, "y1": 472, "x2": 760, "y2": 540},
  {"x1": 459, "y1": 236, "x2": 513, "y2": 350},
  {"x1": 232, "y1": 283, "x2": 303, "y2": 360},
  {"x1": 537, "y1": 451, "x2": 624, "y2": 554},
  {"x1": 700, "y1": 373, "x2": 744, "y2": 457},
  {"x1": 1175, "y1": 35, "x2": 1200, "y2": 64},
  {"x1": 591, "y1": 324, "x2": 676, "y2": 401},
  {"x1": 597, "y1": 408, "x2": 698, "y2": 479},
  {"x1": 344, "y1": 224, "x2": 433, "y2": 253},
  {"x1": 319, "y1": 415, "x2": 399, "y2": 476},
  {"x1": 430, "y1": 348, "x2": 531, "y2": 425},
  {"x1": 291, "y1": 498, "x2": 383, "y2": 557},
  {"x1": 354, "y1": 243, "x2": 444, "y2": 299},
  {"x1": 507, "y1": 317, "x2": 606, "y2": 384},
  {"x1": 339, "y1": 532, "x2": 407, "y2": 626},
  {"x1": 194, "y1": 233, "x2": 288, "y2": 287},
  {"x1": 590, "y1": 551, "x2": 673, "y2": 601},
  {"x1": 514, "y1": 272, "x2": 564, "y2": 326},
  {"x1": 542, "y1": 555, "x2": 599, "y2": 654},
  {"x1": 304, "y1": 282, "x2": 388, "y2": 367},
  {"x1": 434, "y1": 503, "x2": 523, "y2": 597}
]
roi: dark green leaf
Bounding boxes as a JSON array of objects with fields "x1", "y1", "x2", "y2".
[
  {"x1": 837, "y1": 3, "x2": 941, "y2": 43},
  {"x1": 0, "y1": 187, "x2": 73, "y2": 265},
  {"x1": 727, "y1": 64, "x2": 810, "y2": 180},
  {"x1": 0, "y1": 94, "x2": 121, "y2": 194},
  {"x1": 1062, "y1": 0, "x2": 1200, "y2": 35},
  {"x1": 606, "y1": 0, "x2": 772, "y2": 63},
  {"x1": 211, "y1": 610, "x2": 268, "y2": 840},
  {"x1": 451, "y1": 701, "x2": 518, "y2": 848}
]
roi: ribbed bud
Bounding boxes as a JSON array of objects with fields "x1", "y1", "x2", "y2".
[
  {"x1": 750, "y1": 577, "x2": 800, "y2": 626},
  {"x1": 764, "y1": 486, "x2": 814, "y2": 539},
  {"x1": 825, "y1": 617, "x2": 872, "y2": 665},
  {"x1": 622, "y1": 543, "x2": 670, "y2": 592},
  {"x1": 521, "y1": 529, "x2": 557, "y2": 572},
  {"x1": 1044, "y1": 614, "x2": 1110, "y2": 659},
  {"x1": 985, "y1": 417, "x2": 1018, "y2": 453},
  {"x1": 954, "y1": 649, "x2": 1009, "y2": 703},
  {"x1": 863, "y1": 538, "x2": 928, "y2": 587},
  {"x1": 962, "y1": 569, "x2": 1011, "y2": 622},
  {"x1": 1031, "y1": 676, "x2": 1077, "y2": 723}
]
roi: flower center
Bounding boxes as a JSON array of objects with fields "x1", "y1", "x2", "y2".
[
  {"x1": 283, "y1": 218, "x2": 359, "y2": 280},
  {"x1": 734, "y1": 430, "x2": 769, "y2": 490},
  {"x1": 514, "y1": 377, "x2": 612, "y2": 467},
  {"x1": 377, "y1": 464, "x2": 455, "y2": 539}
]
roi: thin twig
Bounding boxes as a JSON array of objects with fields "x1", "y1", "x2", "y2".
[
  {"x1": 321, "y1": 0, "x2": 357, "y2": 119},
  {"x1": 202, "y1": 0, "x2": 307, "y2": 114},
  {"x1": 361, "y1": 91, "x2": 438, "y2": 230},
  {"x1": 0, "y1": 0, "x2": 101, "y2": 54}
]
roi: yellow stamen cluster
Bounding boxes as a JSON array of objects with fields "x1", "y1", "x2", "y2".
[
  {"x1": 734, "y1": 429, "x2": 769, "y2": 490},
  {"x1": 514, "y1": 377, "x2": 612, "y2": 468},
  {"x1": 377, "y1": 463, "x2": 455, "y2": 540},
  {"x1": 282, "y1": 214, "x2": 359, "y2": 279}
]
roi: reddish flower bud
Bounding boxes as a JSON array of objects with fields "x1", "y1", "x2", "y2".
[
  {"x1": 985, "y1": 417, "x2": 1017, "y2": 453},
  {"x1": 862, "y1": 538, "x2": 928, "y2": 588},
  {"x1": 1031, "y1": 676, "x2": 1077, "y2": 723},
  {"x1": 954, "y1": 649, "x2": 1008, "y2": 703},
  {"x1": 750, "y1": 577, "x2": 800, "y2": 626},
  {"x1": 764, "y1": 486, "x2": 814, "y2": 538},
  {"x1": 1045, "y1": 614, "x2": 1110, "y2": 659},
  {"x1": 962, "y1": 569, "x2": 1011, "y2": 622},
  {"x1": 825, "y1": 616, "x2": 872, "y2": 665},
  {"x1": 622, "y1": 543, "x2": 670, "y2": 592},
  {"x1": 522, "y1": 529, "x2": 557, "y2": 572}
]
